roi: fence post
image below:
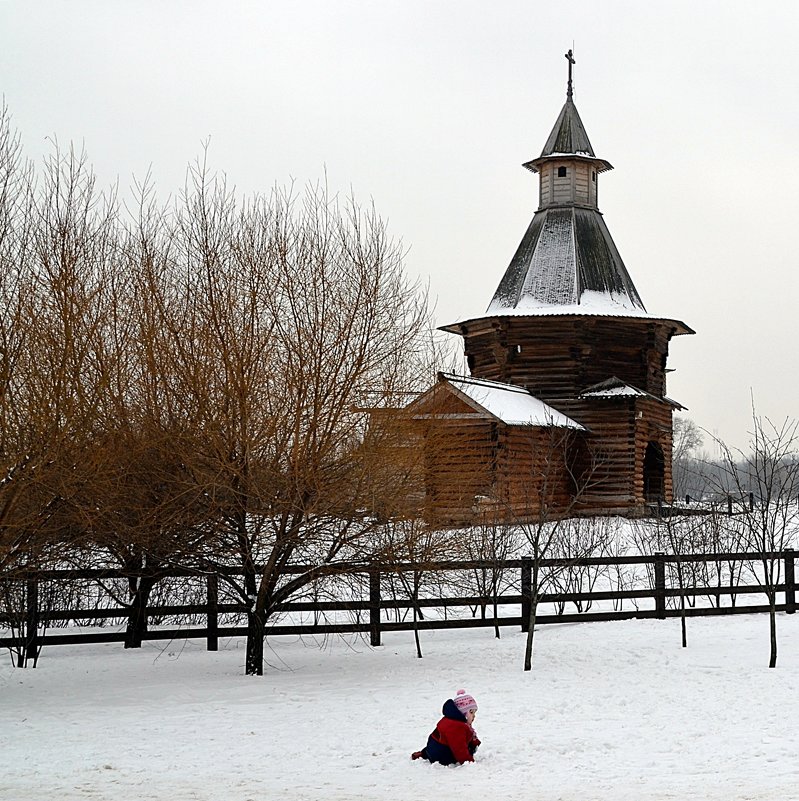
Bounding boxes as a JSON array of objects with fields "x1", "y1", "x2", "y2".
[
  {"x1": 521, "y1": 557, "x2": 532, "y2": 632},
  {"x1": 206, "y1": 572, "x2": 219, "y2": 651},
  {"x1": 654, "y1": 552, "x2": 666, "y2": 620},
  {"x1": 784, "y1": 549, "x2": 796, "y2": 615},
  {"x1": 369, "y1": 563, "x2": 381, "y2": 647},
  {"x1": 24, "y1": 577, "x2": 39, "y2": 666}
]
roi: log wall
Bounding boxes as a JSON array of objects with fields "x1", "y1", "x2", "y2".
[
  {"x1": 390, "y1": 309, "x2": 683, "y2": 521},
  {"x1": 391, "y1": 396, "x2": 674, "y2": 523},
  {"x1": 461, "y1": 315, "x2": 675, "y2": 402},
  {"x1": 494, "y1": 425, "x2": 575, "y2": 519},
  {"x1": 422, "y1": 418, "x2": 497, "y2": 526},
  {"x1": 568, "y1": 395, "x2": 675, "y2": 513}
]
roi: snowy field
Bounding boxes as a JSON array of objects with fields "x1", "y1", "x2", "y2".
[{"x1": 2, "y1": 614, "x2": 799, "y2": 801}]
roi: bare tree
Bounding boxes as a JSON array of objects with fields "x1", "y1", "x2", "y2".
[
  {"x1": 672, "y1": 415, "x2": 704, "y2": 500},
  {"x1": 645, "y1": 510, "x2": 704, "y2": 648},
  {"x1": 0, "y1": 113, "x2": 437, "y2": 671},
  {"x1": 460, "y1": 514, "x2": 519, "y2": 639},
  {"x1": 690, "y1": 507, "x2": 747, "y2": 609},
  {"x1": 375, "y1": 518, "x2": 461, "y2": 658},
  {"x1": 548, "y1": 516, "x2": 616, "y2": 615},
  {"x1": 150, "y1": 168, "x2": 437, "y2": 675},
  {"x1": 0, "y1": 135, "x2": 119, "y2": 577},
  {"x1": 0, "y1": 103, "x2": 34, "y2": 579},
  {"x1": 711, "y1": 411, "x2": 799, "y2": 668},
  {"x1": 482, "y1": 425, "x2": 609, "y2": 671},
  {"x1": 0, "y1": 126, "x2": 131, "y2": 663}
]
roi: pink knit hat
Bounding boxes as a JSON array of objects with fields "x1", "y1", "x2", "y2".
[{"x1": 453, "y1": 688, "x2": 477, "y2": 715}]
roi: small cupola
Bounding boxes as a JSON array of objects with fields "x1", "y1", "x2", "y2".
[{"x1": 523, "y1": 50, "x2": 612, "y2": 211}]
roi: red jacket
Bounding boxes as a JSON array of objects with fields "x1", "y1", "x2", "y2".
[{"x1": 425, "y1": 699, "x2": 480, "y2": 765}]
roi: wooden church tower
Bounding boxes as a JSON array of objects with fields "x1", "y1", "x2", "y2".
[{"x1": 435, "y1": 52, "x2": 694, "y2": 515}]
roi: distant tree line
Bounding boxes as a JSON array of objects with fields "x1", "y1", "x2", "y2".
[{"x1": 672, "y1": 416, "x2": 799, "y2": 506}]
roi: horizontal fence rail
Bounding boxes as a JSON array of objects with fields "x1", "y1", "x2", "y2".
[{"x1": 1, "y1": 549, "x2": 796, "y2": 661}]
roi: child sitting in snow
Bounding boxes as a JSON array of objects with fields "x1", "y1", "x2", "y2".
[{"x1": 411, "y1": 689, "x2": 481, "y2": 765}]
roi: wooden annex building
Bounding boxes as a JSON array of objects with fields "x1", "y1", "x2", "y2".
[{"x1": 399, "y1": 54, "x2": 694, "y2": 525}]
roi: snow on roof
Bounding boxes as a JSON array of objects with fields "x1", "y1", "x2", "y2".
[
  {"x1": 485, "y1": 207, "x2": 649, "y2": 314},
  {"x1": 541, "y1": 150, "x2": 598, "y2": 159},
  {"x1": 581, "y1": 384, "x2": 647, "y2": 399},
  {"x1": 579, "y1": 377, "x2": 685, "y2": 409},
  {"x1": 493, "y1": 290, "x2": 645, "y2": 316},
  {"x1": 441, "y1": 373, "x2": 584, "y2": 429},
  {"x1": 443, "y1": 294, "x2": 695, "y2": 336}
]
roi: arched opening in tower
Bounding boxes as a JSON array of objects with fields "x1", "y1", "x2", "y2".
[{"x1": 643, "y1": 441, "x2": 665, "y2": 502}]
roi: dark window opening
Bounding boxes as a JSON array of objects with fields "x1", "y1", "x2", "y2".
[
  {"x1": 592, "y1": 171, "x2": 596, "y2": 182},
  {"x1": 557, "y1": 166, "x2": 567, "y2": 178},
  {"x1": 643, "y1": 441, "x2": 666, "y2": 502}
]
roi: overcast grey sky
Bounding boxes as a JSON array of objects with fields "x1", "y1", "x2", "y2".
[{"x1": 1, "y1": 0, "x2": 797, "y2": 453}]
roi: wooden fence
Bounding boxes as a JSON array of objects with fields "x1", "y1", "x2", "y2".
[{"x1": 1, "y1": 549, "x2": 797, "y2": 663}]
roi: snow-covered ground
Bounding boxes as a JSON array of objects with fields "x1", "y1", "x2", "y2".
[{"x1": 2, "y1": 614, "x2": 798, "y2": 801}]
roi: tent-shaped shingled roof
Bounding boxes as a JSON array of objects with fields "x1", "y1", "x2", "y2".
[
  {"x1": 485, "y1": 206, "x2": 646, "y2": 314},
  {"x1": 538, "y1": 96, "x2": 596, "y2": 157}
]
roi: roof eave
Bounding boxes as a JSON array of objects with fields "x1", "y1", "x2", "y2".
[
  {"x1": 579, "y1": 377, "x2": 687, "y2": 410},
  {"x1": 440, "y1": 312, "x2": 695, "y2": 337},
  {"x1": 523, "y1": 154, "x2": 613, "y2": 174}
]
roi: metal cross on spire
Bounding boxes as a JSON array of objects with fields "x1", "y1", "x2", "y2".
[{"x1": 565, "y1": 49, "x2": 575, "y2": 100}]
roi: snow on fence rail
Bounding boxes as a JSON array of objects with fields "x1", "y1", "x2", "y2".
[{"x1": 1, "y1": 550, "x2": 797, "y2": 664}]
